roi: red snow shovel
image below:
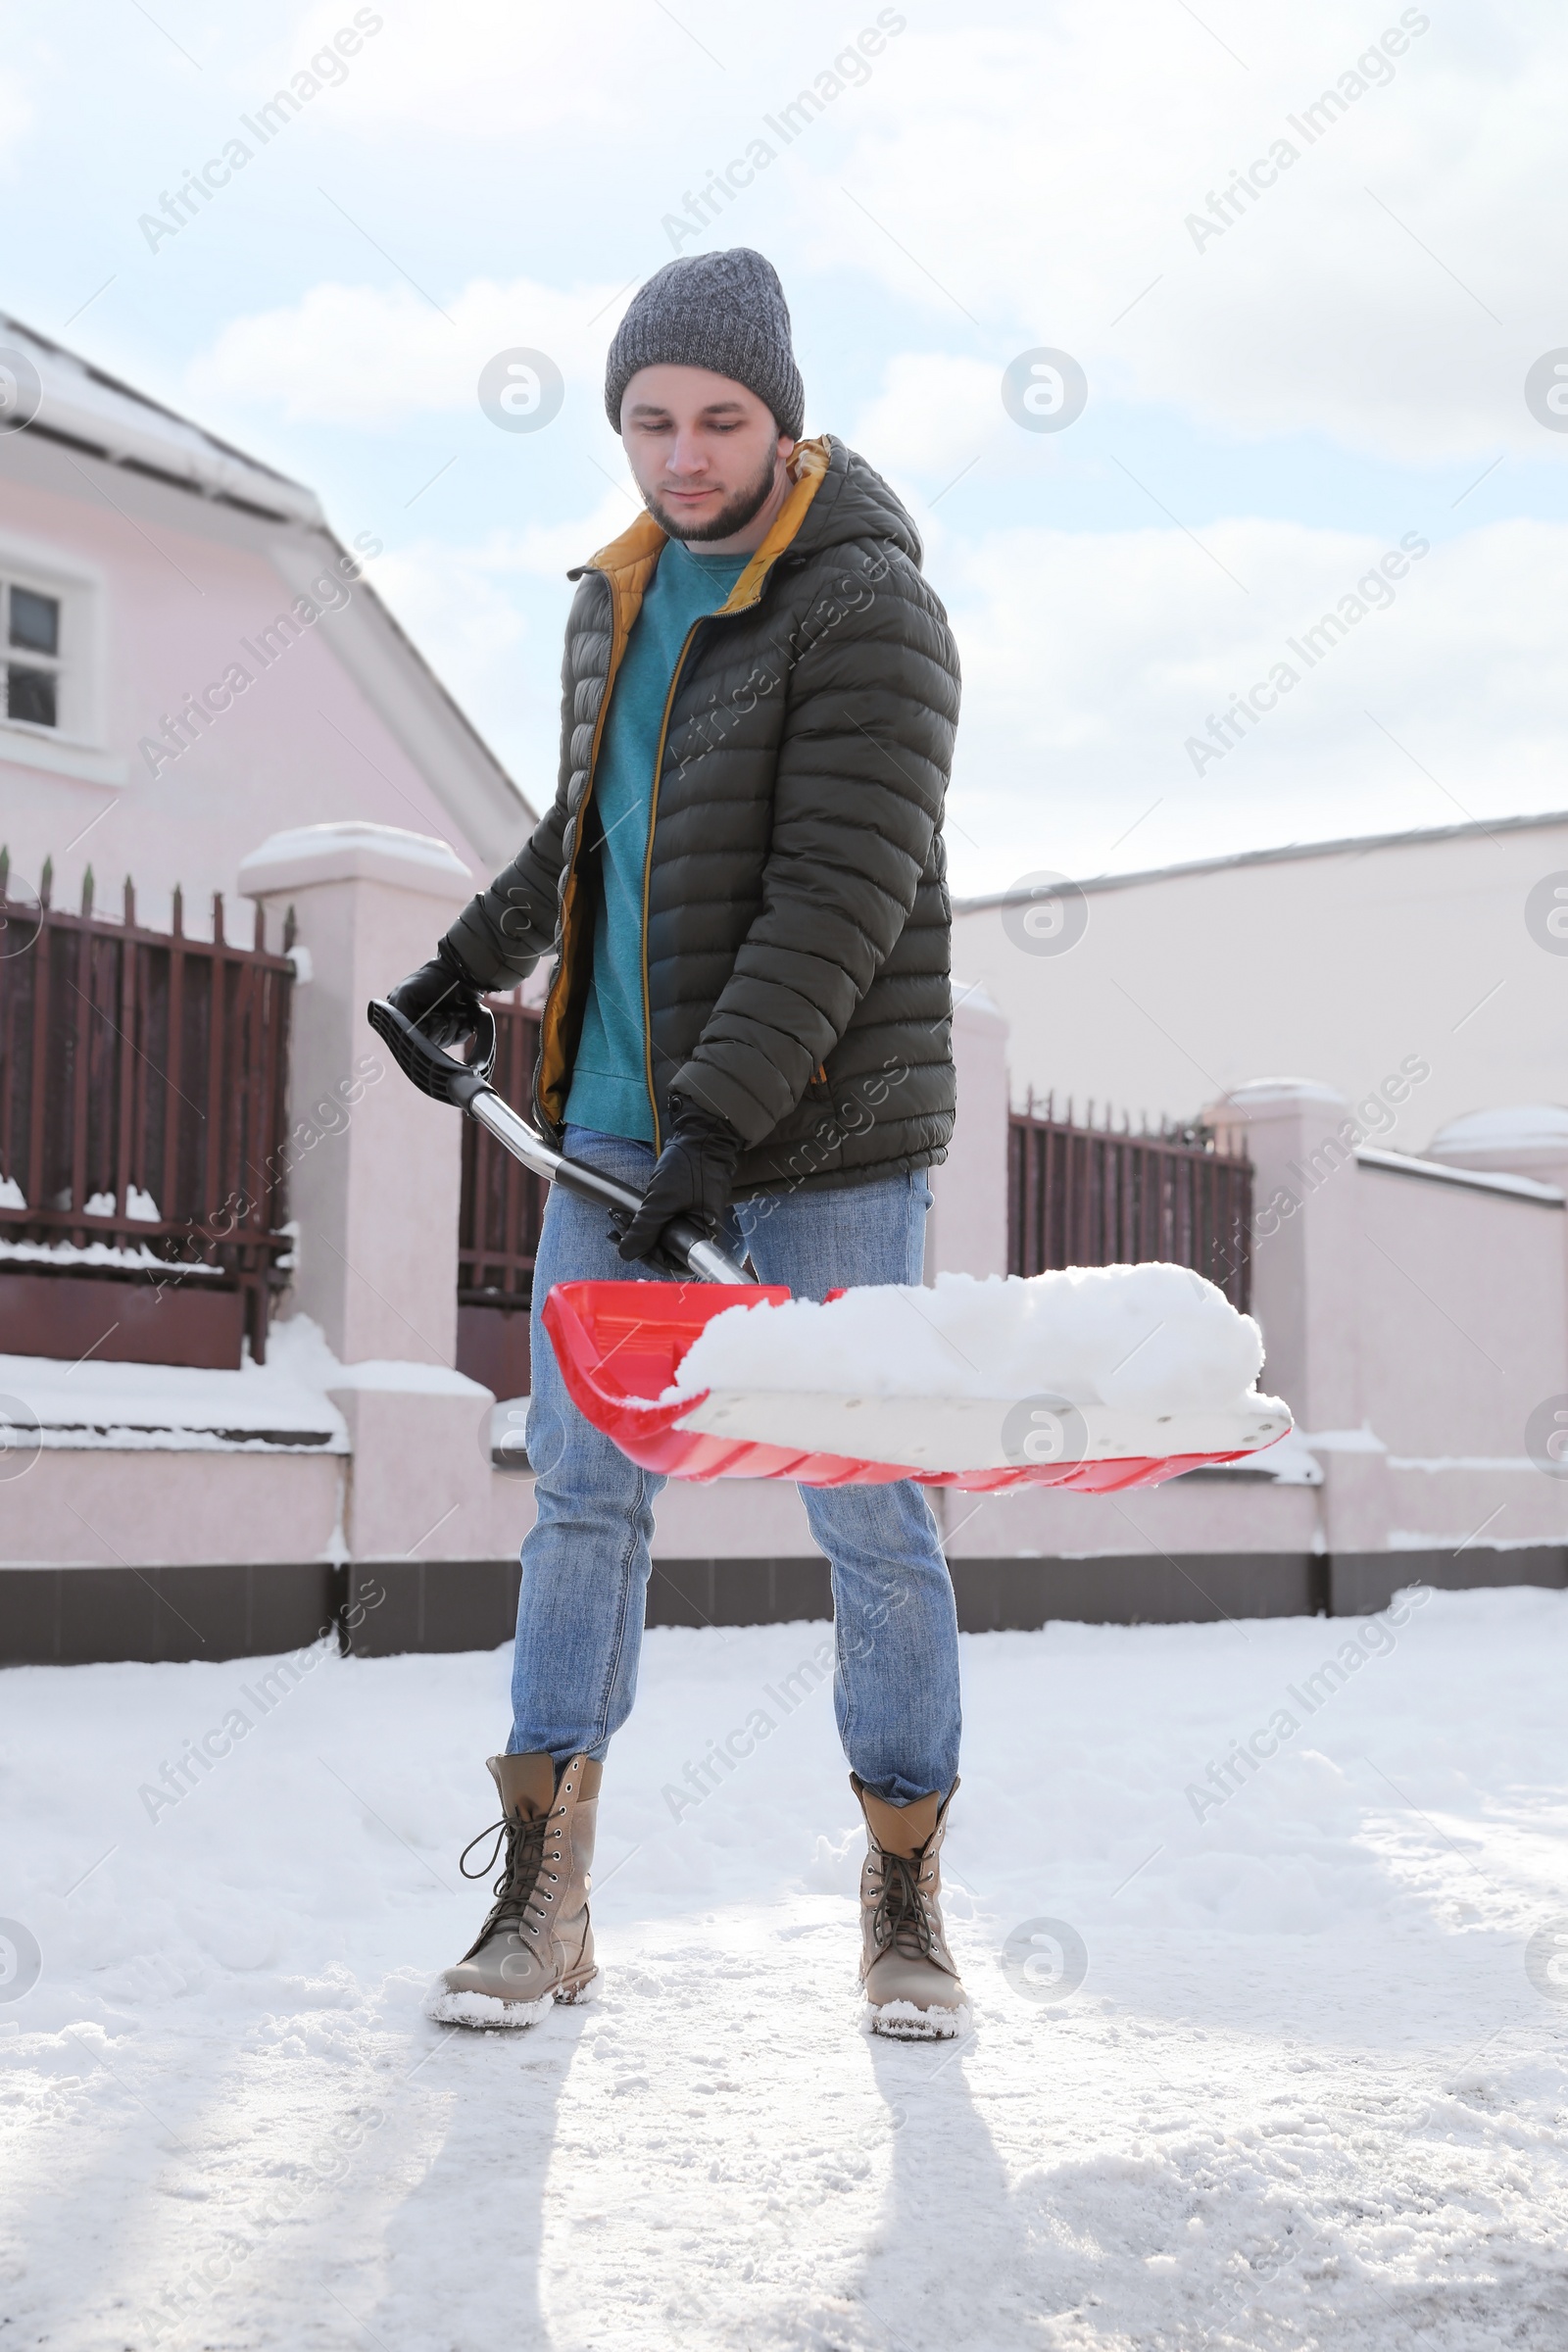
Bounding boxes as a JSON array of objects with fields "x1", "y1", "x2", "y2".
[{"x1": 368, "y1": 999, "x2": 1291, "y2": 1492}]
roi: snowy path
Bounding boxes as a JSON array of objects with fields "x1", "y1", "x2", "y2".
[{"x1": 3, "y1": 1587, "x2": 1567, "y2": 2348}]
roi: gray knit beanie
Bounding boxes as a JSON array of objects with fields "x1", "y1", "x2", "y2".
[{"x1": 605, "y1": 249, "x2": 805, "y2": 441}]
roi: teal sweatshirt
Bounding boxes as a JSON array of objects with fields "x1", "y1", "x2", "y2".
[{"x1": 564, "y1": 537, "x2": 749, "y2": 1142}]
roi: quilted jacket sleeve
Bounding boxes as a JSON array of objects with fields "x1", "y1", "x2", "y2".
[
  {"x1": 669, "y1": 546, "x2": 959, "y2": 1144},
  {"x1": 447, "y1": 808, "x2": 566, "y2": 991}
]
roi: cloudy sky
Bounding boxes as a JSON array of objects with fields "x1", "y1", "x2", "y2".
[{"x1": 5, "y1": 0, "x2": 1565, "y2": 895}]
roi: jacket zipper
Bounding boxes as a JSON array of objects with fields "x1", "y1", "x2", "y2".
[
  {"x1": 639, "y1": 617, "x2": 706, "y2": 1154},
  {"x1": 638, "y1": 582, "x2": 789, "y2": 1151},
  {"x1": 534, "y1": 575, "x2": 640, "y2": 1136}
]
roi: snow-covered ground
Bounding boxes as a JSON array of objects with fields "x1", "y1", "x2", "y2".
[{"x1": 3, "y1": 1586, "x2": 1566, "y2": 2349}]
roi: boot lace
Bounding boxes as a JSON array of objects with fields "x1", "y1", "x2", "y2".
[
  {"x1": 459, "y1": 1810, "x2": 558, "y2": 1950},
  {"x1": 869, "y1": 1848, "x2": 935, "y2": 1963}
]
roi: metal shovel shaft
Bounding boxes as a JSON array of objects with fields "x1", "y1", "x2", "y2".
[{"x1": 465, "y1": 1085, "x2": 752, "y2": 1287}]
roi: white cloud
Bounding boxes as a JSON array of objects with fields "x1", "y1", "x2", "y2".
[
  {"x1": 808, "y1": 2, "x2": 1568, "y2": 461},
  {"x1": 184, "y1": 275, "x2": 634, "y2": 427},
  {"x1": 483, "y1": 489, "x2": 644, "y2": 577},
  {"x1": 938, "y1": 515, "x2": 1568, "y2": 892},
  {"x1": 849, "y1": 352, "x2": 1000, "y2": 477},
  {"x1": 0, "y1": 67, "x2": 31, "y2": 161},
  {"x1": 248, "y1": 0, "x2": 641, "y2": 138},
  {"x1": 179, "y1": 5, "x2": 1568, "y2": 464},
  {"x1": 368, "y1": 490, "x2": 637, "y2": 792}
]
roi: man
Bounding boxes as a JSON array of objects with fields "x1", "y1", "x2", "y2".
[{"x1": 388, "y1": 248, "x2": 965, "y2": 2037}]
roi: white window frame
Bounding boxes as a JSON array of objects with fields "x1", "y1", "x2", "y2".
[{"x1": 0, "y1": 531, "x2": 121, "y2": 786}]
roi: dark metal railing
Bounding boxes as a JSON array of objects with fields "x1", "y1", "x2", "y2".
[
  {"x1": 1008, "y1": 1092, "x2": 1252, "y2": 1311},
  {"x1": 458, "y1": 995, "x2": 544, "y2": 1314},
  {"x1": 0, "y1": 853, "x2": 294, "y2": 1358}
]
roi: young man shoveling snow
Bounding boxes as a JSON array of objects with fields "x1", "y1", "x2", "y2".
[{"x1": 387, "y1": 248, "x2": 965, "y2": 2037}]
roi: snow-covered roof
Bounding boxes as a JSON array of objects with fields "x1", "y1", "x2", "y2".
[
  {"x1": 0, "y1": 315, "x2": 535, "y2": 862},
  {"x1": 1355, "y1": 1145, "x2": 1564, "y2": 1205},
  {"x1": 1218, "y1": 1077, "x2": 1348, "y2": 1109},
  {"x1": 0, "y1": 311, "x2": 322, "y2": 526},
  {"x1": 955, "y1": 807, "x2": 1568, "y2": 912},
  {"x1": 1430, "y1": 1104, "x2": 1568, "y2": 1153}
]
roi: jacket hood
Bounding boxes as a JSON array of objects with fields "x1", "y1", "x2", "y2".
[{"x1": 787, "y1": 435, "x2": 924, "y2": 568}]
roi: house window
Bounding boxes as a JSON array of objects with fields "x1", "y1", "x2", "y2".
[{"x1": 5, "y1": 582, "x2": 63, "y2": 730}]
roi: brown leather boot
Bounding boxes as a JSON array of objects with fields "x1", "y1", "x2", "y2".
[
  {"x1": 426, "y1": 1752, "x2": 601, "y2": 2028},
  {"x1": 853, "y1": 1774, "x2": 969, "y2": 2040}
]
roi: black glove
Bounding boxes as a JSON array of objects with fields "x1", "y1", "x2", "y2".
[
  {"x1": 615, "y1": 1099, "x2": 743, "y2": 1267},
  {"x1": 386, "y1": 938, "x2": 483, "y2": 1050}
]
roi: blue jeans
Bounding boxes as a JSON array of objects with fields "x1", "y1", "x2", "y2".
[{"x1": 511, "y1": 1127, "x2": 961, "y2": 1804}]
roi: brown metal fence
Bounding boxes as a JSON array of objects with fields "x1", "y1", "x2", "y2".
[
  {"x1": 0, "y1": 855, "x2": 294, "y2": 1359},
  {"x1": 456, "y1": 996, "x2": 544, "y2": 1399},
  {"x1": 1008, "y1": 1092, "x2": 1253, "y2": 1311}
]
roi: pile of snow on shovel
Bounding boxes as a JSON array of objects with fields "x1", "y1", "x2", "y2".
[{"x1": 664, "y1": 1263, "x2": 1267, "y2": 1416}]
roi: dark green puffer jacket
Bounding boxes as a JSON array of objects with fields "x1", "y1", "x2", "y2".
[{"x1": 445, "y1": 434, "x2": 960, "y2": 1198}]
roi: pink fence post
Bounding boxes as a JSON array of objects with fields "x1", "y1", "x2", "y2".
[
  {"x1": 237, "y1": 821, "x2": 498, "y2": 1566},
  {"x1": 1202, "y1": 1078, "x2": 1390, "y2": 1559},
  {"x1": 926, "y1": 981, "x2": 1010, "y2": 1279}
]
